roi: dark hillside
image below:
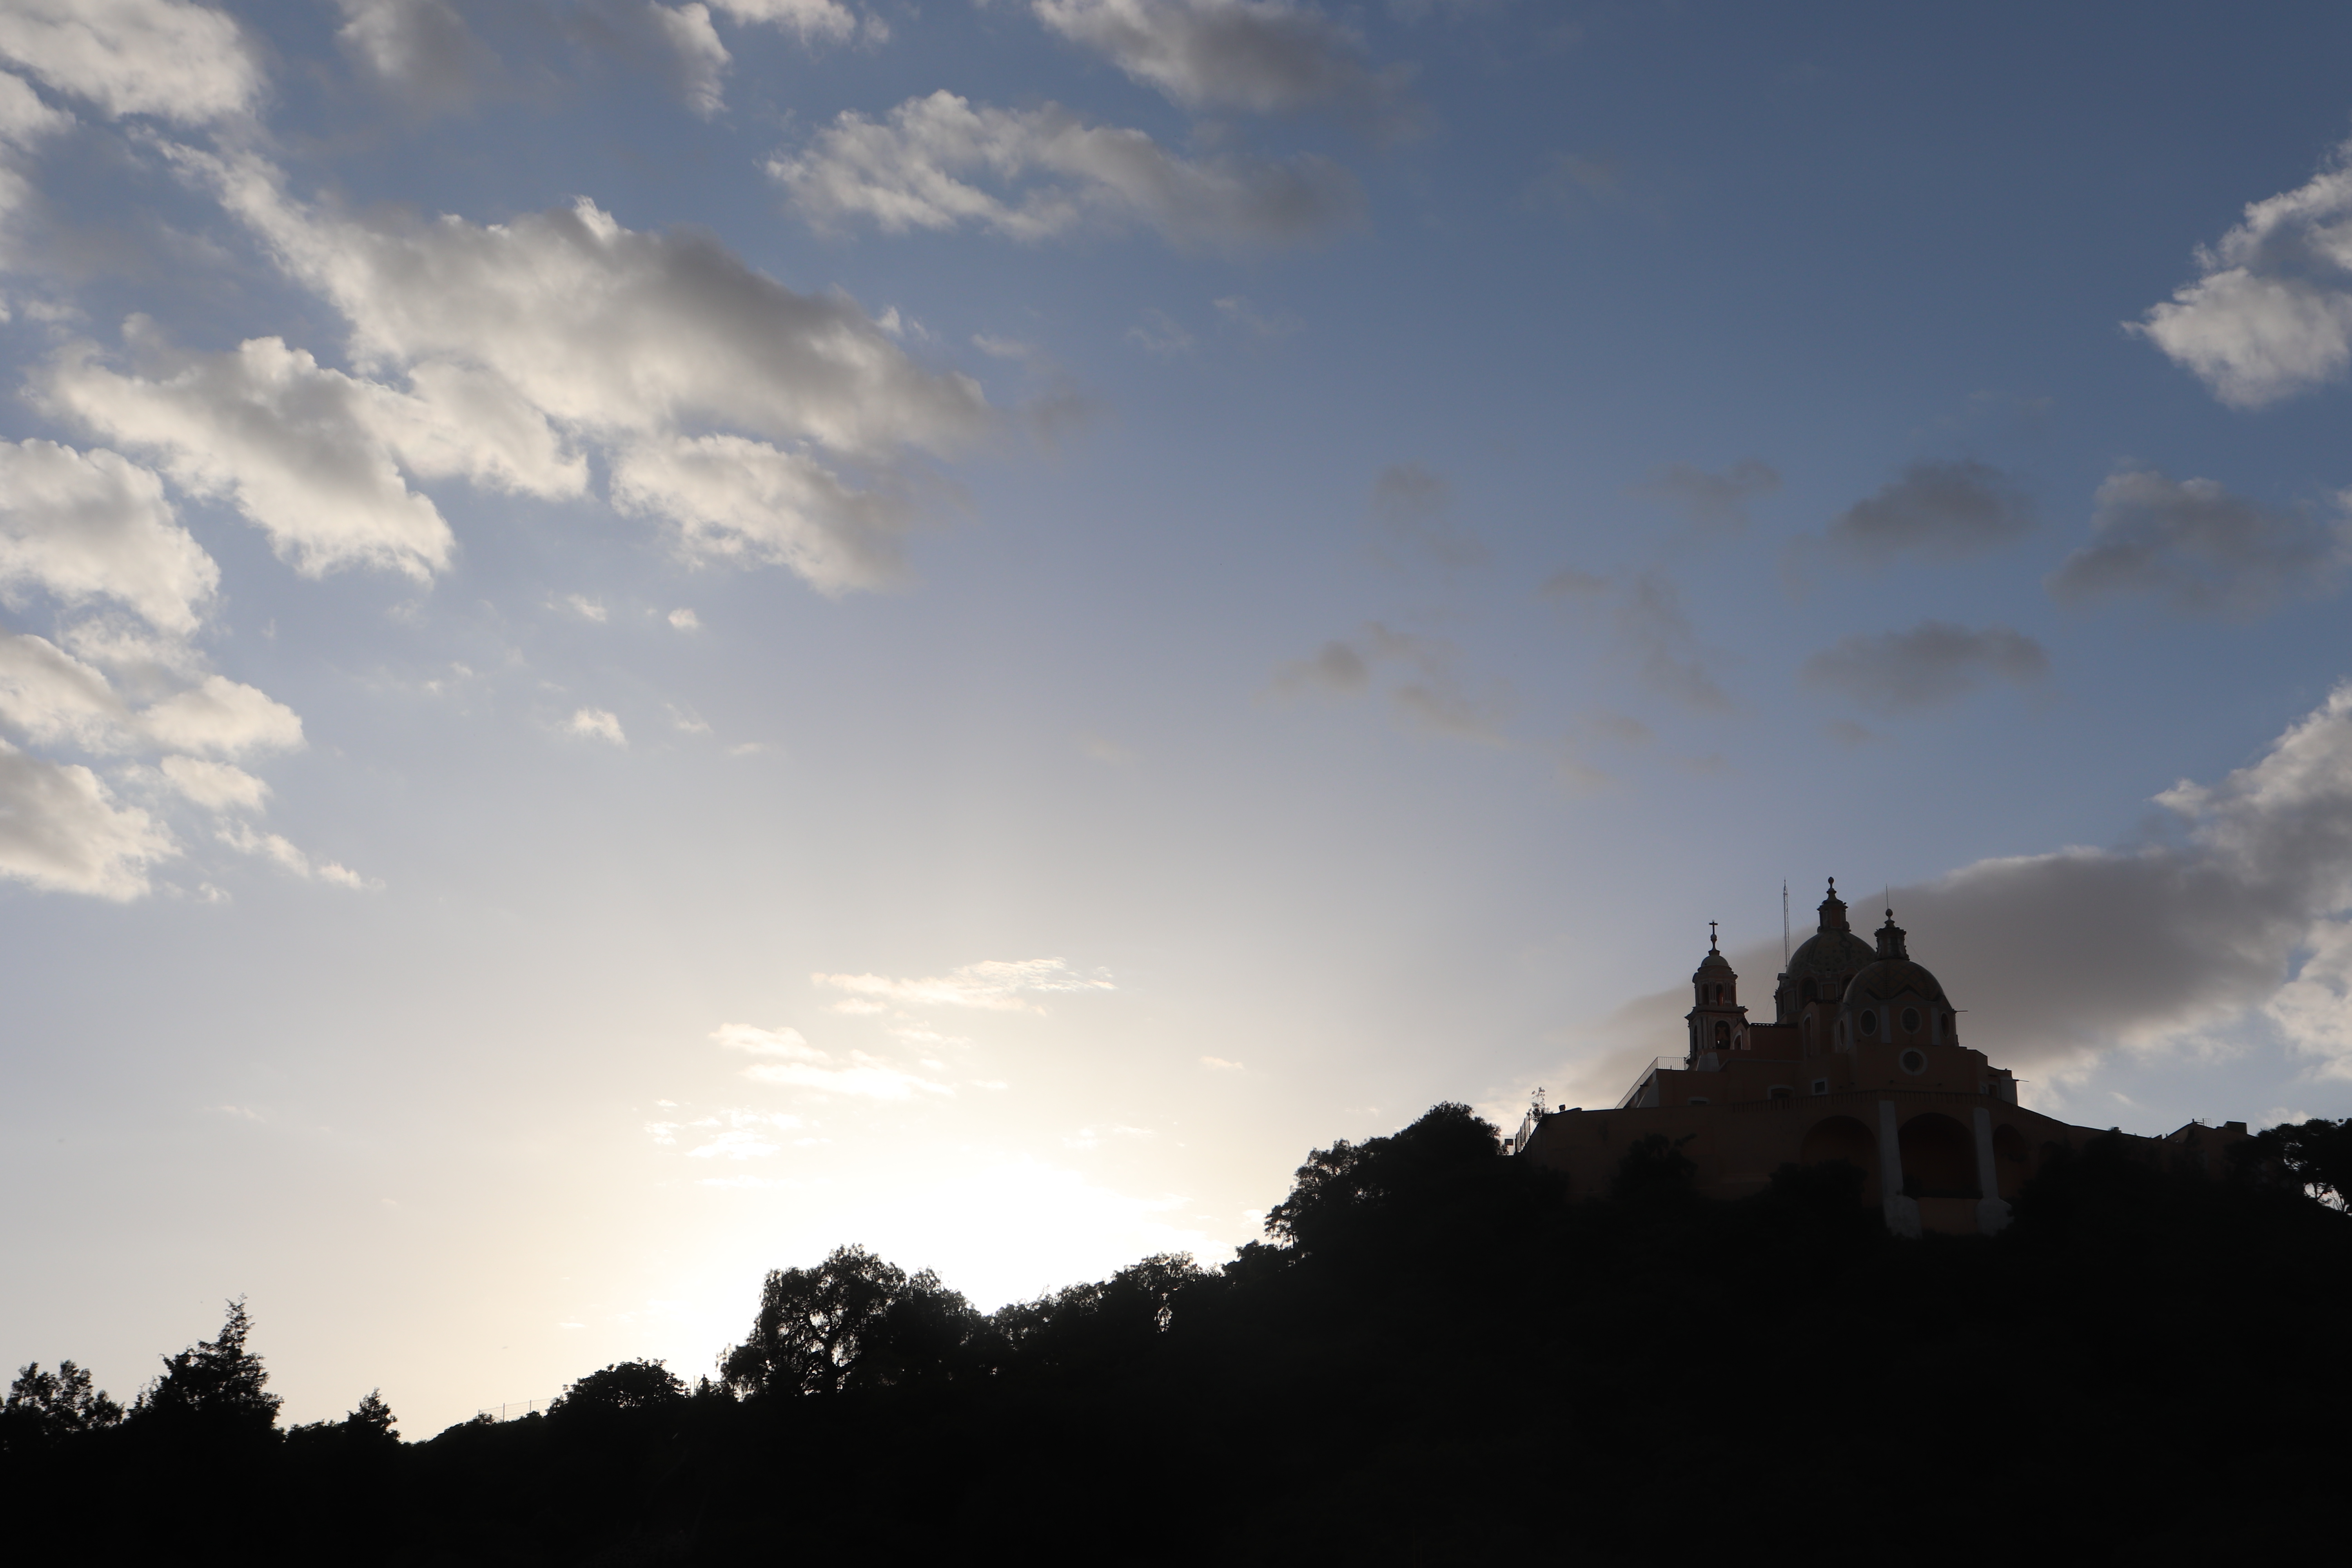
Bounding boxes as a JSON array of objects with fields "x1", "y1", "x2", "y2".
[{"x1": 7, "y1": 1107, "x2": 2349, "y2": 1565}]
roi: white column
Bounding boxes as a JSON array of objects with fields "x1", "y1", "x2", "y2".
[
  {"x1": 1973, "y1": 1106, "x2": 2013, "y2": 1236},
  {"x1": 1878, "y1": 1100, "x2": 1920, "y2": 1238}
]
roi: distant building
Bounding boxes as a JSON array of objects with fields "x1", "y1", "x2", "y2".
[{"x1": 1510, "y1": 880, "x2": 2249, "y2": 1236}]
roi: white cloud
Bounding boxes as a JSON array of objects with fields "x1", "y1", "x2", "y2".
[
  {"x1": 714, "y1": 1022, "x2": 949, "y2": 1099},
  {"x1": 0, "y1": 440, "x2": 216, "y2": 635},
  {"x1": 334, "y1": 0, "x2": 493, "y2": 109},
  {"x1": 715, "y1": 1023, "x2": 818, "y2": 1057},
  {"x1": 812, "y1": 956, "x2": 1116, "y2": 1013},
  {"x1": 2046, "y1": 468, "x2": 2350, "y2": 620},
  {"x1": 2268, "y1": 918, "x2": 2352, "y2": 1076},
  {"x1": 2133, "y1": 140, "x2": 2352, "y2": 408},
  {"x1": 1213, "y1": 294, "x2": 1300, "y2": 339},
  {"x1": 567, "y1": 707, "x2": 626, "y2": 745},
  {"x1": 770, "y1": 90, "x2": 1364, "y2": 249},
  {"x1": 158, "y1": 754, "x2": 267, "y2": 811},
  {"x1": 0, "y1": 0, "x2": 260, "y2": 124},
  {"x1": 0, "y1": 67, "x2": 72, "y2": 147},
  {"x1": 708, "y1": 0, "x2": 857, "y2": 40},
  {"x1": 190, "y1": 158, "x2": 989, "y2": 461},
  {"x1": 0, "y1": 632, "x2": 134, "y2": 751},
  {"x1": 140, "y1": 675, "x2": 303, "y2": 757},
  {"x1": 667, "y1": 606, "x2": 700, "y2": 630},
  {"x1": 566, "y1": 594, "x2": 607, "y2": 622},
  {"x1": 1125, "y1": 309, "x2": 1194, "y2": 357},
  {"x1": 217, "y1": 821, "x2": 376, "y2": 888},
  {"x1": 744, "y1": 1055, "x2": 950, "y2": 1099},
  {"x1": 1199, "y1": 1055, "x2": 1244, "y2": 1071},
  {"x1": 649, "y1": 4, "x2": 730, "y2": 118},
  {"x1": 610, "y1": 435, "x2": 911, "y2": 593},
  {"x1": 161, "y1": 153, "x2": 986, "y2": 592},
  {"x1": 0, "y1": 739, "x2": 173, "y2": 898},
  {"x1": 56, "y1": 615, "x2": 200, "y2": 681},
  {"x1": 0, "y1": 632, "x2": 296, "y2": 759},
  {"x1": 45, "y1": 334, "x2": 586, "y2": 582},
  {"x1": 686, "y1": 1128, "x2": 779, "y2": 1159},
  {"x1": 0, "y1": 73, "x2": 60, "y2": 243},
  {"x1": 44, "y1": 336, "x2": 456, "y2": 581},
  {"x1": 1801, "y1": 621, "x2": 2050, "y2": 714},
  {"x1": 1033, "y1": 0, "x2": 1417, "y2": 133}
]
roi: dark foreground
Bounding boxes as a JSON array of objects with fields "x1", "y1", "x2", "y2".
[{"x1": 7, "y1": 1108, "x2": 2351, "y2": 1566}]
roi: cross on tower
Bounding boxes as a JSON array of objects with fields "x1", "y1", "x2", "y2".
[{"x1": 1708, "y1": 920, "x2": 1719, "y2": 951}]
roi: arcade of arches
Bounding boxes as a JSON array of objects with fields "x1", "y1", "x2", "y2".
[{"x1": 1511, "y1": 880, "x2": 2251, "y2": 1237}]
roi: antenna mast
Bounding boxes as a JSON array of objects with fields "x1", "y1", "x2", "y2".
[{"x1": 1782, "y1": 880, "x2": 1790, "y2": 968}]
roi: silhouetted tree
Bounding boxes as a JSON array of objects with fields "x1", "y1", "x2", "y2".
[
  {"x1": 1264, "y1": 1102, "x2": 1507, "y2": 1254},
  {"x1": 549, "y1": 1361, "x2": 686, "y2": 1421},
  {"x1": 133, "y1": 1298, "x2": 281, "y2": 1439},
  {"x1": 992, "y1": 1253, "x2": 1205, "y2": 1375},
  {"x1": 843, "y1": 1276, "x2": 990, "y2": 1390},
  {"x1": 720, "y1": 1245, "x2": 980, "y2": 1396},
  {"x1": 2254, "y1": 1116, "x2": 2352, "y2": 1208},
  {"x1": 285, "y1": 1388, "x2": 401, "y2": 1459},
  {"x1": 1, "y1": 1360, "x2": 122, "y2": 1448},
  {"x1": 12, "y1": 1100, "x2": 2352, "y2": 1565},
  {"x1": 345, "y1": 1388, "x2": 398, "y2": 1443}
]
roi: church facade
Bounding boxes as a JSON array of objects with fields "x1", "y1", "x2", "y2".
[{"x1": 1510, "y1": 881, "x2": 2250, "y2": 1237}]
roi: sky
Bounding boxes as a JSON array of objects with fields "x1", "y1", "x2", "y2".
[{"x1": 5, "y1": 0, "x2": 2352, "y2": 1434}]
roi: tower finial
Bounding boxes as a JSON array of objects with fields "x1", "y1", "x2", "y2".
[{"x1": 1708, "y1": 919, "x2": 1719, "y2": 952}]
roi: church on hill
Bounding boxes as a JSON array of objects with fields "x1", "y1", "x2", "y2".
[{"x1": 1510, "y1": 880, "x2": 2250, "y2": 1237}]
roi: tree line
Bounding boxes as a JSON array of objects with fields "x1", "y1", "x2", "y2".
[{"x1": 7, "y1": 1109, "x2": 2351, "y2": 1563}]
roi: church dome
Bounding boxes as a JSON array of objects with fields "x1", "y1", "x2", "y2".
[
  {"x1": 1786, "y1": 927, "x2": 1874, "y2": 978},
  {"x1": 1784, "y1": 880, "x2": 1872, "y2": 980},
  {"x1": 1842, "y1": 956, "x2": 1950, "y2": 1008},
  {"x1": 1838, "y1": 908, "x2": 1955, "y2": 1044}
]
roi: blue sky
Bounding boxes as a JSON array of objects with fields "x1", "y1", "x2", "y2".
[{"x1": 6, "y1": 0, "x2": 2352, "y2": 1432}]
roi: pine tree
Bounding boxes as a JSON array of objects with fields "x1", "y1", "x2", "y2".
[{"x1": 135, "y1": 1298, "x2": 283, "y2": 1439}]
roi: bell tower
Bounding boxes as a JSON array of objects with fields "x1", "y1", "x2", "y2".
[{"x1": 1685, "y1": 922, "x2": 1750, "y2": 1063}]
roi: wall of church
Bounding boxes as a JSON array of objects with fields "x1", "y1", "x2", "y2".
[{"x1": 1515, "y1": 1095, "x2": 2145, "y2": 1236}]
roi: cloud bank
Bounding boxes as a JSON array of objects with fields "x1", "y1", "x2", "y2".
[{"x1": 1555, "y1": 682, "x2": 2352, "y2": 1105}]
